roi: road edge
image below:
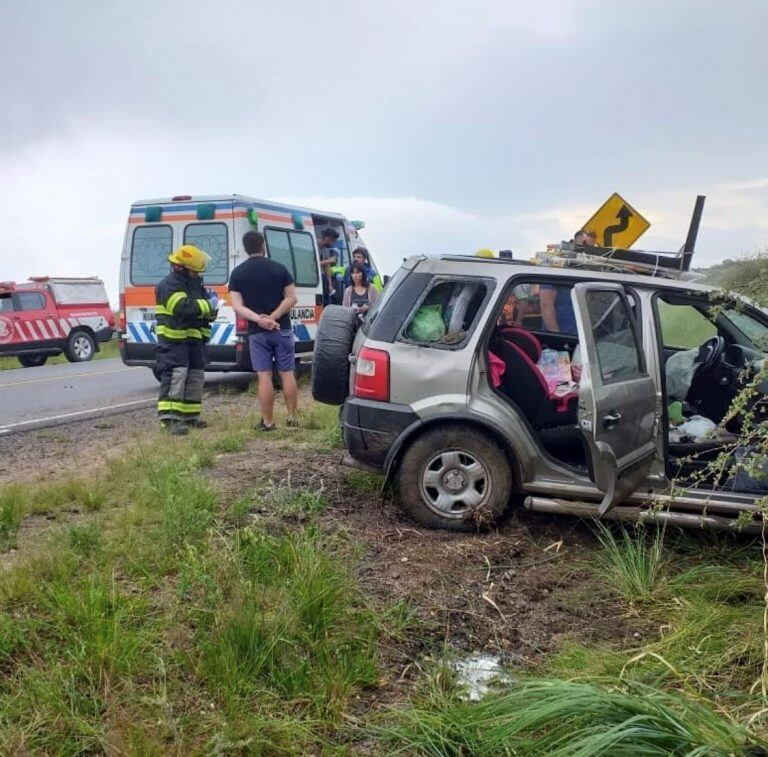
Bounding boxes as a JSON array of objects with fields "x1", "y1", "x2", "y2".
[{"x1": 0, "y1": 399, "x2": 156, "y2": 436}]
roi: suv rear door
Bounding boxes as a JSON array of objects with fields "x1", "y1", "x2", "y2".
[{"x1": 571, "y1": 282, "x2": 659, "y2": 514}]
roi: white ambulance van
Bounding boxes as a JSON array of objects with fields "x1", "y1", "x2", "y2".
[{"x1": 118, "y1": 194, "x2": 375, "y2": 375}]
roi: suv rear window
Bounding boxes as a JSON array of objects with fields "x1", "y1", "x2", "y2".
[
  {"x1": 130, "y1": 225, "x2": 174, "y2": 286},
  {"x1": 402, "y1": 278, "x2": 490, "y2": 347}
]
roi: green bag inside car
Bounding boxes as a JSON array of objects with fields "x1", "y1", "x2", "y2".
[{"x1": 407, "y1": 304, "x2": 446, "y2": 342}]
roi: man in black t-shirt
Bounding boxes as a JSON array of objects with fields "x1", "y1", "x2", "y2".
[{"x1": 229, "y1": 231, "x2": 299, "y2": 430}]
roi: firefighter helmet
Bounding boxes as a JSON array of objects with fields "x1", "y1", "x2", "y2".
[
  {"x1": 168, "y1": 245, "x2": 211, "y2": 273},
  {"x1": 475, "y1": 248, "x2": 496, "y2": 258}
]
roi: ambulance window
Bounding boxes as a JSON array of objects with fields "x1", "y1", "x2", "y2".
[
  {"x1": 16, "y1": 292, "x2": 46, "y2": 311},
  {"x1": 131, "y1": 225, "x2": 173, "y2": 285},
  {"x1": 184, "y1": 223, "x2": 229, "y2": 284},
  {"x1": 289, "y1": 231, "x2": 319, "y2": 287},
  {"x1": 265, "y1": 229, "x2": 294, "y2": 273},
  {"x1": 0, "y1": 294, "x2": 13, "y2": 313}
]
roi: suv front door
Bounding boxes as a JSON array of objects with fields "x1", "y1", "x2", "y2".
[{"x1": 572, "y1": 282, "x2": 659, "y2": 514}]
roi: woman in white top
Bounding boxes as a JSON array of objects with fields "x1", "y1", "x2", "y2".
[{"x1": 342, "y1": 262, "x2": 379, "y2": 317}]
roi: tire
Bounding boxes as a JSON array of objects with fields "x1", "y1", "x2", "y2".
[
  {"x1": 18, "y1": 354, "x2": 48, "y2": 368},
  {"x1": 64, "y1": 330, "x2": 96, "y2": 362},
  {"x1": 396, "y1": 424, "x2": 513, "y2": 531},
  {"x1": 311, "y1": 305, "x2": 360, "y2": 405}
]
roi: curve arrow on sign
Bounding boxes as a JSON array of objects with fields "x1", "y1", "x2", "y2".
[{"x1": 603, "y1": 205, "x2": 632, "y2": 247}]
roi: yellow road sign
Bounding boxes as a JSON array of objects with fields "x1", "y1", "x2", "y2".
[{"x1": 582, "y1": 193, "x2": 650, "y2": 248}]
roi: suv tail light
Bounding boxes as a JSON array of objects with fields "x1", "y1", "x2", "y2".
[
  {"x1": 353, "y1": 347, "x2": 390, "y2": 402},
  {"x1": 236, "y1": 316, "x2": 248, "y2": 333}
]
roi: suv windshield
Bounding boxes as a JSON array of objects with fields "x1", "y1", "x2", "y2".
[{"x1": 722, "y1": 308, "x2": 768, "y2": 349}]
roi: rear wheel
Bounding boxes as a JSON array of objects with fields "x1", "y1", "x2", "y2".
[
  {"x1": 18, "y1": 354, "x2": 48, "y2": 368},
  {"x1": 396, "y1": 424, "x2": 513, "y2": 531},
  {"x1": 64, "y1": 330, "x2": 95, "y2": 362}
]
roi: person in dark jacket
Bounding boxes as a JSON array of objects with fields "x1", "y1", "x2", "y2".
[{"x1": 155, "y1": 244, "x2": 218, "y2": 435}]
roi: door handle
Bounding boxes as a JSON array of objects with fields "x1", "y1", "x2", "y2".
[{"x1": 602, "y1": 411, "x2": 622, "y2": 430}]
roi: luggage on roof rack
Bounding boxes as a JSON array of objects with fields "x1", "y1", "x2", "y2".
[{"x1": 536, "y1": 245, "x2": 689, "y2": 279}]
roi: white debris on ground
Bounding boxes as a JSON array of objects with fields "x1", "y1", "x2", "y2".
[{"x1": 452, "y1": 654, "x2": 512, "y2": 701}]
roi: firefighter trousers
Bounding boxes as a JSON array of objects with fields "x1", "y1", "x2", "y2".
[{"x1": 156, "y1": 338, "x2": 206, "y2": 421}]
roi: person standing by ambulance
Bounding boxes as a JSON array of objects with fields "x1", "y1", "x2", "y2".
[
  {"x1": 155, "y1": 245, "x2": 218, "y2": 435},
  {"x1": 228, "y1": 231, "x2": 299, "y2": 431}
]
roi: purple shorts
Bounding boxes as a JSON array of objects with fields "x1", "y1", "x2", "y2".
[{"x1": 249, "y1": 330, "x2": 296, "y2": 373}]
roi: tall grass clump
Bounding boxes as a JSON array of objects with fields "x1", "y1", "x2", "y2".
[
  {"x1": 197, "y1": 526, "x2": 379, "y2": 720},
  {"x1": 132, "y1": 454, "x2": 217, "y2": 553},
  {"x1": 595, "y1": 523, "x2": 667, "y2": 602},
  {"x1": 0, "y1": 486, "x2": 24, "y2": 550},
  {"x1": 380, "y1": 679, "x2": 765, "y2": 755}
]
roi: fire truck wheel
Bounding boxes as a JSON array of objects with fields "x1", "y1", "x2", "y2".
[
  {"x1": 65, "y1": 330, "x2": 96, "y2": 362},
  {"x1": 18, "y1": 354, "x2": 48, "y2": 368}
]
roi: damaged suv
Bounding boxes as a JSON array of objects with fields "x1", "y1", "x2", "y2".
[{"x1": 312, "y1": 254, "x2": 768, "y2": 534}]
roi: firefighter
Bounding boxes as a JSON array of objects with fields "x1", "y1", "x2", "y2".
[{"x1": 155, "y1": 245, "x2": 218, "y2": 435}]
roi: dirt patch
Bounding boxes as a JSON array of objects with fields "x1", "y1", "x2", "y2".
[{"x1": 204, "y1": 435, "x2": 643, "y2": 681}]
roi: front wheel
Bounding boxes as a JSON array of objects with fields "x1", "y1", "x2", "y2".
[
  {"x1": 396, "y1": 424, "x2": 513, "y2": 531},
  {"x1": 65, "y1": 330, "x2": 95, "y2": 362},
  {"x1": 18, "y1": 354, "x2": 48, "y2": 368}
]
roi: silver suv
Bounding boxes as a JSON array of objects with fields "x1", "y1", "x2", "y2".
[{"x1": 312, "y1": 255, "x2": 768, "y2": 534}]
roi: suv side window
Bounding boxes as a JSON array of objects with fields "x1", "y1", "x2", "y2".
[
  {"x1": 402, "y1": 279, "x2": 489, "y2": 347},
  {"x1": 657, "y1": 298, "x2": 716, "y2": 349},
  {"x1": 586, "y1": 290, "x2": 644, "y2": 382}
]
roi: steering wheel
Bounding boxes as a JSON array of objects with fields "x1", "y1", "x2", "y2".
[{"x1": 695, "y1": 335, "x2": 726, "y2": 374}]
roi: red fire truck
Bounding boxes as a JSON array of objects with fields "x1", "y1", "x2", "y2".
[{"x1": 0, "y1": 277, "x2": 115, "y2": 367}]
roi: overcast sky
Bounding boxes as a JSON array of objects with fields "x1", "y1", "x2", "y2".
[{"x1": 2, "y1": 0, "x2": 767, "y2": 300}]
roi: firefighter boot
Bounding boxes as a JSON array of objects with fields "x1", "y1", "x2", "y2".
[{"x1": 160, "y1": 419, "x2": 189, "y2": 436}]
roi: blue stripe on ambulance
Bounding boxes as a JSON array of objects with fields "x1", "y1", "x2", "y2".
[{"x1": 293, "y1": 324, "x2": 311, "y2": 342}]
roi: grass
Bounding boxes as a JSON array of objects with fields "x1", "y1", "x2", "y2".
[
  {"x1": 0, "y1": 487, "x2": 24, "y2": 549},
  {"x1": 0, "y1": 337, "x2": 119, "y2": 370},
  {"x1": 1, "y1": 398, "x2": 767, "y2": 751},
  {"x1": 595, "y1": 523, "x2": 667, "y2": 602},
  {"x1": 379, "y1": 678, "x2": 764, "y2": 755},
  {"x1": 0, "y1": 419, "x2": 384, "y2": 752}
]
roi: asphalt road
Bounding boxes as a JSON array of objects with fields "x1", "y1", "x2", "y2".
[{"x1": 0, "y1": 358, "x2": 252, "y2": 434}]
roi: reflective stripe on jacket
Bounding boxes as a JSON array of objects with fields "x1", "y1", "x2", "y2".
[{"x1": 155, "y1": 270, "x2": 215, "y2": 341}]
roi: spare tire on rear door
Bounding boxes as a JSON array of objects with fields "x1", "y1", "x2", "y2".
[{"x1": 311, "y1": 305, "x2": 359, "y2": 405}]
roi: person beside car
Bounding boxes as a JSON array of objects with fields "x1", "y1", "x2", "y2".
[
  {"x1": 342, "y1": 261, "x2": 379, "y2": 317},
  {"x1": 228, "y1": 231, "x2": 299, "y2": 431}
]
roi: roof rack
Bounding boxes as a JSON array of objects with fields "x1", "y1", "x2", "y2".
[
  {"x1": 535, "y1": 245, "x2": 690, "y2": 279},
  {"x1": 538, "y1": 195, "x2": 706, "y2": 280}
]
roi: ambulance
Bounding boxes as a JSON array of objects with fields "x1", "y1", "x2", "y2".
[{"x1": 118, "y1": 194, "x2": 376, "y2": 375}]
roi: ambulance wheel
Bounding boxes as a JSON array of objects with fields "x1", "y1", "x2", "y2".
[
  {"x1": 18, "y1": 354, "x2": 48, "y2": 368},
  {"x1": 65, "y1": 330, "x2": 96, "y2": 362}
]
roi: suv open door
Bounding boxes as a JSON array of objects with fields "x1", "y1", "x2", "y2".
[{"x1": 571, "y1": 282, "x2": 659, "y2": 514}]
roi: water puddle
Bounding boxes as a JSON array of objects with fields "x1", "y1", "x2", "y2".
[{"x1": 452, "y1": 654, "x2": 512, "y2": 701}]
